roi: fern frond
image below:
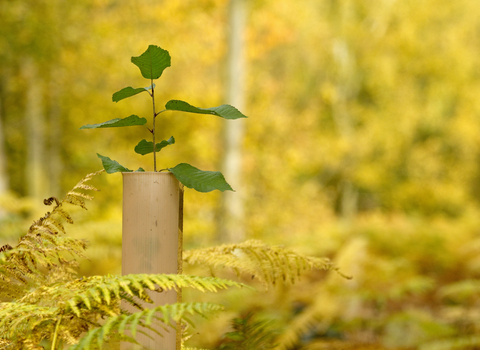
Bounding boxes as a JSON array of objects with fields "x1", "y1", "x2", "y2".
[
  {"x1": 0, "y1": 338, "x2": 45, "y2": 350},
  {"x1": 63, "y1": 172, "x2": 101, "y2": 210},
  {"x1": 184, "y1": 240, "x2": 341, "y2": 287},
  {"x1": 0, "y1": 339, "x2": 13, "y2": 349},
  {"x1": 68, "y1": 302, "x2": 224, "y2": 350},
  {"x1": 420, "y1": 336, "x2": 480, "y2": 350},
  {"x1": 0, "y1": 247, "x2": 41, "y2": 288},
  {"x1": 59, "y1": 274, "x2": 248, "y2": 316},
  {"x1": 70, "y1": 169, "x2": 103, "y2": 193},
  {"x1": 0, "y1": 302, "x2": 58, "y2": 342},
  {"x1": 5, "y1": 273, "x2": 245, "y2": 331},
  {"x1": 54, "y1": 207, "x2": 75, "y2": 224},
  {"x1": 0, "y1": 234, "x2": 88, "y2": 292},
  {"x1": 63, "y1": 191, "x2": 94, "y2": 210},
  {"x1": 0, "y1": 171, "x2": 103, "y2": 300},
  {"x1": 0, "y1": 300, "x2": 99, "y2": 347},
  {"x1": 68, "y1": 191, "x2": 94, "y2": 200},
  {"x1": 274, "y1": 304, "x2": 323, "y2": 350},
  {"x1": 63, "y1": 194, "x2": 88, "y2": 209},
  {"x1": 217, "y1": 313, "x2": 279, "y2": 350},
  {"x1": 0, "y1": 277, "x2": 25, "y2": 299}
]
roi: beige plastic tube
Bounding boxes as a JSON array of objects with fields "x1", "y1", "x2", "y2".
[{"x1": 121, "y1": 172, "x2": 183, "y2": 350}]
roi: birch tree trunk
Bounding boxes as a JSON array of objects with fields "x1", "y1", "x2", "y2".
[
  {"x1": 219, "y1": 0, "x2": 247, "y2": 242},
  {"x1": 331, "y1": 1, "x2": 360, "y2": 221},
  {"x1": 23, "y1": 58, "x2": 48, "y2": 200},
  {"x1": 48, "y1": 68, "x2": 63, "y2": 197},
  {"x1": 47, "y1": 2, "x2": 63, "y2": 197}
]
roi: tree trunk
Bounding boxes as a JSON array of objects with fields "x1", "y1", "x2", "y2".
[
  {"x1": 0, "y1": 74, "x2": 10, "y2": 196},
  {"x1": 332, "y1": 34, "x2": 359, "y2": 220},
  {"x1": 219, "y1": 0, "x2": 247, "y2": 243},
  {"x1": 23, "y1": 58, "x2": 48, "y2": 200},
  {"x1": 48, "y1": 67, "x2": 63, "y2": 197}
]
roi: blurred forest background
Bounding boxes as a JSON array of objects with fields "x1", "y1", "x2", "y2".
[{"x1": 2, "y1": 0, "x2": 480, "y2": 348}]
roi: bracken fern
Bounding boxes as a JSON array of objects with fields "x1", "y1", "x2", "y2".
[
  {"x1": 0, "y1": 172, "x2": 245, "y2": 349},
  {"x1": 0, "y1": 171, "x2": 344, "y2": 349},
  {"x1": 0, "y1": 170, "x2": 103, "y2": 301},
  {"x1": 184, "y1": 240, "x2": 346, "y2": 288}
]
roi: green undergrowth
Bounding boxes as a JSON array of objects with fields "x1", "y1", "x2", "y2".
[{"x1": 0, "y1": 171, "x2": 345, "y2": 349}]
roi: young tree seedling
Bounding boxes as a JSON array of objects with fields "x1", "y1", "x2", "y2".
[{"x1": 81, "y1": 45, "x2": 247, "y2": 192}]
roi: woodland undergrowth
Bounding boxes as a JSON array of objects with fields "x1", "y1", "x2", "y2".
[{"x1": 0, "y1": 171, "x2": 345, "y2": 350}]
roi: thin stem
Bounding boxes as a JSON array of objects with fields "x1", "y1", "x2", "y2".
[
  {"x1": 51, "y1": 315, "x2": 63, "y2": 350},
  {"x1": 151, "y1": 78, "x2": 156, "y2": 171}
]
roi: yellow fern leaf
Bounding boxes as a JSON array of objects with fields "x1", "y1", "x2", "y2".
[
  {"x1": 184, "y1": 240, "x2": 340, "y2": 288},
  {"x1": 0, "y1": 171, "x2": 103, "y2": 300}
]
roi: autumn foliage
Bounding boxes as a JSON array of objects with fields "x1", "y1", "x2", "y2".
[{"x1": 1, "y1": 0, "x2": 480, "y2": 348}]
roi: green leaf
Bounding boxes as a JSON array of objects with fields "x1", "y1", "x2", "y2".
[
  {"x1": 165, "y1": 100, "x2": 248, "y2": 119},
  {"x1": 169, "y1": 163, "x2": 233, "y2": 192},
  {"x1": 97, "y1": 154, "x2": 132, "y2": 173},
  {"x1": 131, "y1": 45, "x2": 171, "y2": 80},
  {"x1": 134, "y1": 136, "x2": 175, "y2": 155},
  {"x1": 80, "y1": 115, "x2": 147, "y2": 129},
  {"x1": 112, "y1": 84, "x2": 155, "y2": 103}
]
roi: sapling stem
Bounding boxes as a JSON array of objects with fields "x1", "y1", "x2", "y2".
[{"x1": 151, "y1": 78, "x2": 157, "y2": 171}]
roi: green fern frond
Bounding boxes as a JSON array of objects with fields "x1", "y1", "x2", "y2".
[
  {"x1": 1, "y1": 273, "x2": 245, "y2": 341},
  {"x1": 0, "y1": 274, "x2": 242, "y2": 346},
  {"x1": 59, "y1": 274, "x2": 248, "y2": 316},
  {"x1": 184, "y1": 240, "x2": 340, "y2": 287},
  {"x1": 68, "y1": 302, "x2": 224, "y2": 350}
]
